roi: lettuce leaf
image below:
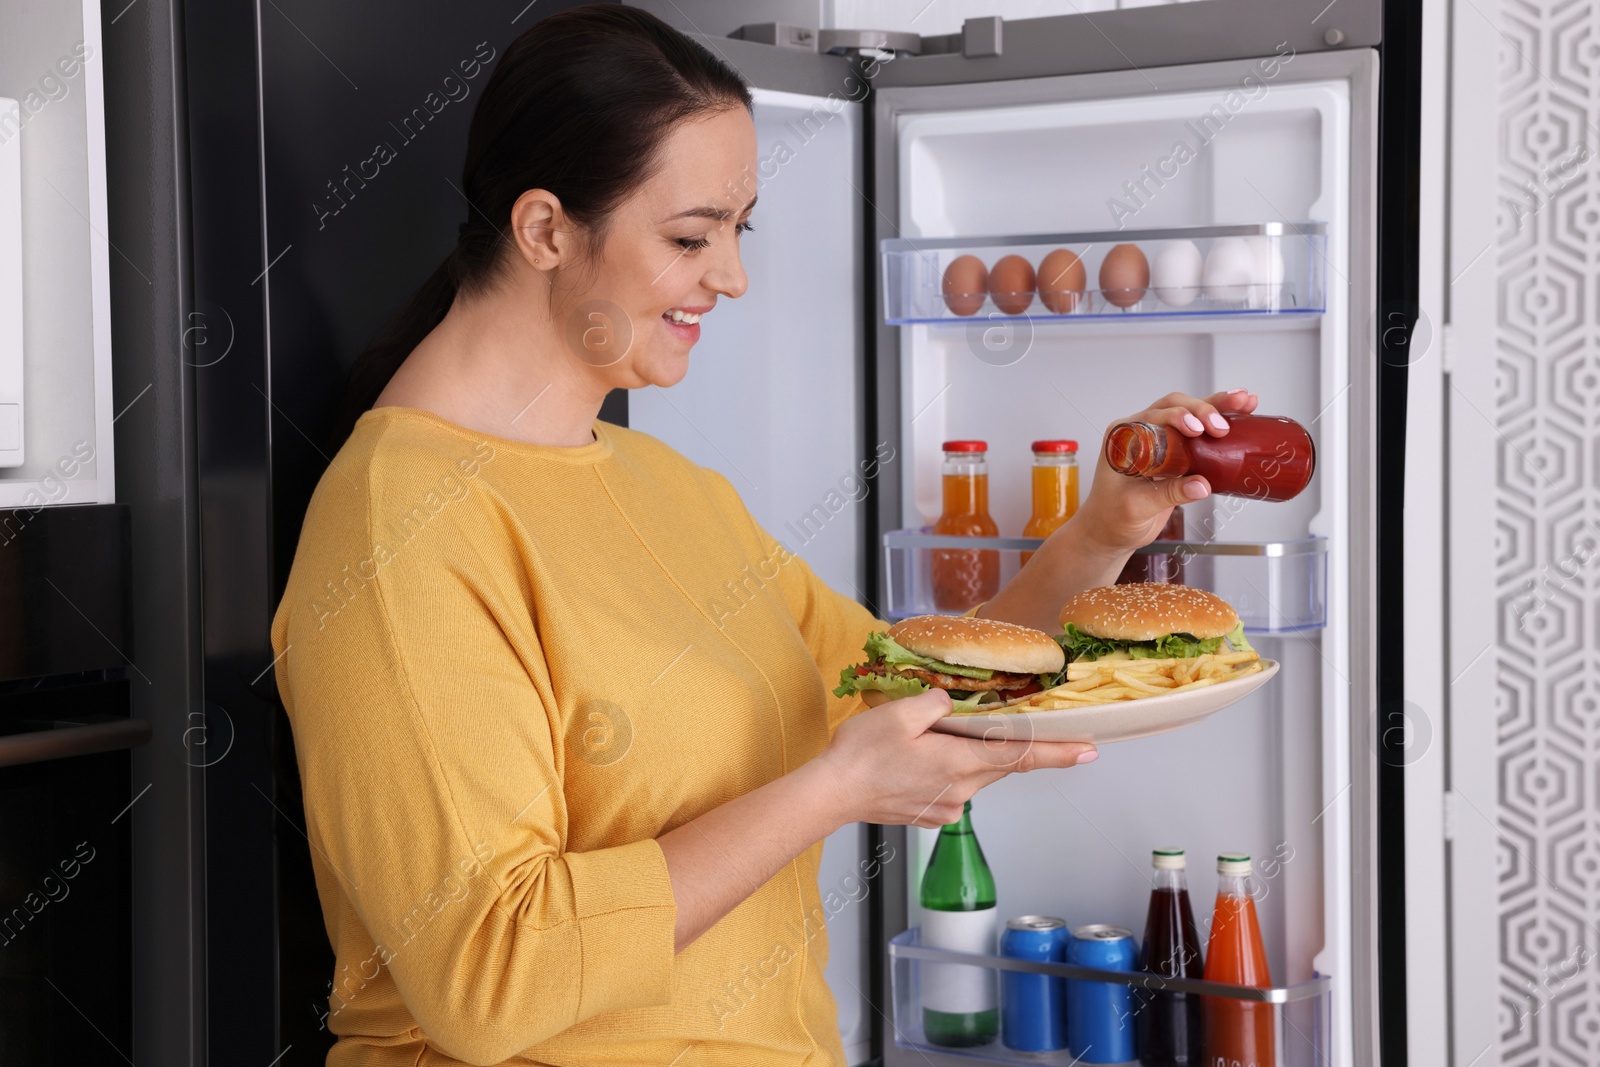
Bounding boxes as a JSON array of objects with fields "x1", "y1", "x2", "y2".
[
  {"x1": 1222, "y1": 622, "x2": 1255, "y2": 654},
  {"x1": 1058, "y1": 624, "x2": 1132, "y2": 662},
  {"x1": 832, "y1": 662, "x2": 994, "y2": 711},
  {"x1": 860, "y1": 630, "x2": 995, "y2": 680},
  {"x1": 1058, "y1": 621, "x2": 1250, "y2": 663}
]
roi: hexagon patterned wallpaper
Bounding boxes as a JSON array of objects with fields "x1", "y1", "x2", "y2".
[{"x1": 1496, "y1": 0, "x2": 1600, "y2": 1061}]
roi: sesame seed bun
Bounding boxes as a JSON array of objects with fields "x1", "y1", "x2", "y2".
[
  {"x1": 887, "y1": 615, "x2": 1066, "y2": 675},
  {"x1": 1057, "y1": 583, "x2": 1239, "y2": 641}
]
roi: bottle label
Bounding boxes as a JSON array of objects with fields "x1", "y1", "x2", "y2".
[{"x1": 919, "y1": 908, "x2": 998, "y2": 1014}]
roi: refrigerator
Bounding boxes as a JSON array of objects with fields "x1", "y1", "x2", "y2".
[{"x1": 628, "y1": 4, "x2": 1417, "y2": 1065}]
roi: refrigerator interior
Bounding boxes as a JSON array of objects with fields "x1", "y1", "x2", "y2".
[{"x1": 888, "y1": 76, "x2": 1356, "y2": 1064}]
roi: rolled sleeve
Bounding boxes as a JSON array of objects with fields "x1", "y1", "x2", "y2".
[{"x1": 567, "y1": 838, "x2": 677, "y2": 1017}]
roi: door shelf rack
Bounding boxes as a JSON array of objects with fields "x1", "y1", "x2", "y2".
[
  {"x1": 889, "y1": 926, "x2": 1332, "y2": 1066},
  {"x1": 882, "y1": 222, "x2": 1328, "y2": 325},
  {"x1": 882, "y1": 530, "x2": 1328, "y2": 633}
]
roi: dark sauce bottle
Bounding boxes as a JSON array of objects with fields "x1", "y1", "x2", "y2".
[
  {"x1": 1137, "y1": 847, "x2": 1205, "y2": 1066},
  {"x1": 1117, "y1": 508, "x2": 1186, "y2": 586}
]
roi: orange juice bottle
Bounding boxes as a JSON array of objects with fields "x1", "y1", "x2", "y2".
[
  {"x1": 931, "y1": 441, "x2": 1000, "y2": 612},
  {"x1": 1202, "y1": 853, "x2": 1275, "y2": 1067},
  {"x1": 1020, "y1": 440, "x2": 1079, "y2": 567}
]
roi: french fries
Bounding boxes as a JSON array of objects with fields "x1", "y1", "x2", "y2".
[{"x1": 950, "y1": 651, "x2": 1264, "y2": 716}]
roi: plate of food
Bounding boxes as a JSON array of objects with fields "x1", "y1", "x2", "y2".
[{"x1": 832, "y1": 583, "x2": 1276, "y2": 746}]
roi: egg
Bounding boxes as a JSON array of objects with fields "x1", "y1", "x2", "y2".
[
  {"x1": 1038, "y1": 248, "x2": 1087, "y2": 314},
  {"x1": 1202, "y1": 237, "x2": 1254, "y2": 303},
  {"x1": 942, "y1": 255, "x2": 988, "y2": 316},
  {"x1": 987, "y1": 254, "x2": 1036, "y2": 315},
  {"x1": 1246, "y1": 236, "x2": 1285, "y2": 309},
  {"x1": 1150, "y1": 240, "x2": 1204, "y2": 307},
  {"x1": 1098, "y1": 243, "x2": 1149, "y2": 308}
]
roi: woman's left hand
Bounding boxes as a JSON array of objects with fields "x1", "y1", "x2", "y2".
[{"x1": 1072, "y1": 388, "x2": 1260, "y2": 558}]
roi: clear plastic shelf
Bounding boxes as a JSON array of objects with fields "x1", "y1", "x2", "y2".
[
  {"x1": 882, "y1": 222, "x2": 1327, "y2": 325},
  {"x1": 889, "y1": 926, "x2": 1333, "y2": 1065},
  {"x1": 882, "y1": 529, "x2": 1327, "y2": 633}
]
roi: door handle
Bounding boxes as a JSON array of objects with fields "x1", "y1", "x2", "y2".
[{"x1": 0, "y1": 715, "x2": 152, "y2": 768}]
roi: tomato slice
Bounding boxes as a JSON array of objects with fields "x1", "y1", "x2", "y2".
[{"x1": 1007, "y1": 679, "x2": 1045, "y2": 698}]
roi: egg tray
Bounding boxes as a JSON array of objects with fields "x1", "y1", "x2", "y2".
[{"x1": 881, "y1": 221, "x2": 1327, "y2": 325}]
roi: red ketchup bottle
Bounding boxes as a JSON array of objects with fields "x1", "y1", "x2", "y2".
[
  {"x1": 1137, "y1": 847, "x2": 1205, "y2": 1066},
  {"x1": 1102, "y1": 413, "x2": 1316, "y2": 501},
  {"x1": 1202, "y1": 853, "x2": 1275, "y2": 1067}
]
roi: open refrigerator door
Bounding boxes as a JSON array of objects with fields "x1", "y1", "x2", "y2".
[{"x1": 870, "y1": 50, "x2": 1378, "y2": 1067}]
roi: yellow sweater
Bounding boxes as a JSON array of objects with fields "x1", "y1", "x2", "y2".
[{"x1": 270, "y1": 406, "x2": 895, "y2": 1066}]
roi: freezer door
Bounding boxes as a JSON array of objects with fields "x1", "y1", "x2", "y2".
[
  {"x1": 622, "y1": 38, "x2": 877, "y2": 1067},
  {"x1": 868, "y1": 51, "x2": 1379, "y2": 1067},
  {"x1": 866, "y1": 1, "x2": 1379, "y2": 88}
]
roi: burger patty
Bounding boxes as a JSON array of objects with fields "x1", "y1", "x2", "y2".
[{"x1": 866, "y1": 662, "x2": 1036, "y2": 691}]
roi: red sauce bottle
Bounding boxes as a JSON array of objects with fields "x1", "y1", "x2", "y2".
[
  {"x1": 1103, "y1": 414, "x2": 1316, "y2": 501},
  {"x1": 1202, "y1": 853, "x2": 1275, "y2": 1067}
]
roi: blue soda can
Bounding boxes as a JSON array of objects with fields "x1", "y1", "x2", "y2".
[
  {"x1": 999, "y1": 915, "x2": 1070, "y2": 1051},
  {"x1": 1065, "y1": 924, "x2": 1138, "y2": 1064}
]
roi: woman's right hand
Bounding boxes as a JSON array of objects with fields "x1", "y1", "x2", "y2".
[{"x1": 814, "y1": 689, "x2": 1098, "y2": 828}]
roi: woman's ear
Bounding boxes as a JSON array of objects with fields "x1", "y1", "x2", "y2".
[{"x1": 510, "y1": 189, "x2": 567, "y2": 271}]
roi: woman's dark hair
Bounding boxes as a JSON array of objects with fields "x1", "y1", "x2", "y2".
[{"x1": 333, "y1": 5, "x2": 752, "y2": 445}]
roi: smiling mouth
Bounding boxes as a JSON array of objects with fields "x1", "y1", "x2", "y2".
[{"x1": 664, "y1": 309, "x2": 703, "y2": 325}]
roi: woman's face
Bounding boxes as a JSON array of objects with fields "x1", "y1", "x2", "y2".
[{"x1": 559, "y1": 106, "x2": 758, "y2": 389}]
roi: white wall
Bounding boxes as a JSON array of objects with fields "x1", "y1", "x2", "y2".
[
  {"x1": 0, "y1": 0, "x2": 114, "y2": 506},
  {"x1": 1450, "y1": 0, "x2": 1600, "y2": 1062}
]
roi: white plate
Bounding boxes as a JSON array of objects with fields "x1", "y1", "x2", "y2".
[{"x1": 929, "y1": 659, "x2": 1280, "y2": 745}]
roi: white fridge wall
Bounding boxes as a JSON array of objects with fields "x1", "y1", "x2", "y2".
[
  {"x1": 897, "y1": 87, "x2": 1329, "y2": 235},
  {"x1": 626, "y1": 86, "x2": 874, "y2": 1065},
  {"x1": 893, "y1": 74, "x2": 1355, "y2": 1063},
  {"x1": 0, "y1": 0, "x2": 114, "y2": 502}
]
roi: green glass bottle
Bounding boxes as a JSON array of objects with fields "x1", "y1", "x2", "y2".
[{"x1": 919, "y1": 799, "x2": 999, "y2": 1047}]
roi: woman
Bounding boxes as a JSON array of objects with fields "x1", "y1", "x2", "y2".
[{"x1": 270, "y1": 7, "x2": 1258, "y2": 1065}]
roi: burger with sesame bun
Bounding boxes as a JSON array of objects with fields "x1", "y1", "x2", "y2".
[
  {"x1": 833, "y1": 615, "x2": 1067, "y2": 711},
  {"x1": 1055, "y1": 582, "x2": 1254, "y2": 662}
]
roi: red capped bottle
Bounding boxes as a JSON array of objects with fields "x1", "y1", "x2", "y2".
[
  {"x1": 931, "y1": 441, "x2": 1000, "y2": 611},
  {"x1": 1021, "y1": 440, "x2": 1079, "y2": 567}
]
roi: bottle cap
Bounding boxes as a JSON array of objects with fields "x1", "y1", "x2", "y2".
[
  {"x1": 1152, "y1": 846, "x2": 1187, "y2": 870},
  {"x1": 1032, "y1": 439, "x2": 1079, "y2": 453},
  {"x1": 1217, "y1": 852, "x2": 1253, "y2": 877},
  {"x1": 942, "y1": 440, "x2": 988, "y2": 452}
]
